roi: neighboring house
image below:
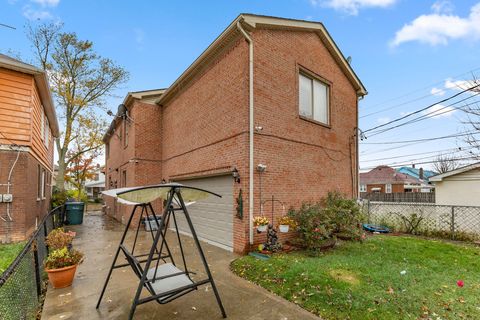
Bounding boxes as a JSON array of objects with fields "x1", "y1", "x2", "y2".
[
  {"x1": 84, "y1": 165, "x2": 105, "y2": 201},
  {"x1": 103, "y1": 14, "x2": 367, "y2": 253},
  {"x1": 429, "y1": 162, "x2": 480, "y2": 206},
  {"x1": 360, "y1": 165, "x2": 421, "y2": 194},
  {"x1": 397, "y1": 166, "x2": 436, "y2": 192},
  {"x1": 0, "y1": 54, "x2": 59, "y2": 242}
]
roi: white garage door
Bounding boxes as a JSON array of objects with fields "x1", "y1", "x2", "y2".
[{"x1": 174, "y1": 175, "x2": 233, "y2": 251}]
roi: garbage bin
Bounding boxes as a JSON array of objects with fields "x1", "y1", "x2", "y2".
[{"x1": 65, "y1": 202, "x2": 85, "y2": 225}]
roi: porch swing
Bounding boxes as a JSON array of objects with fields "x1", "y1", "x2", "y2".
[{"x1": 97, "y1": 183, "x2": 227, "y2": 319}]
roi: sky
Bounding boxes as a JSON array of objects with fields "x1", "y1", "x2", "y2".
[{"x1": 2, "y1": 0, "x2": 480, "y2": 171}]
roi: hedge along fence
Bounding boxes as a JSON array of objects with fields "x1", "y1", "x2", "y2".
[
  {"x1": 0, "y1": 206, "x2": 65, "y2": 320},
  {"x1": 363, "y1": 201, "x2": 480, "y2": 241}
]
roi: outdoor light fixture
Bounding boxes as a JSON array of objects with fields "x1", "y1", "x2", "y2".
[
  {"x1": 256, "y1": 164, "x2": 267, "y2": 173},
  {"x1": 232, "y1": 168, "x2": 240, "y2": 183}
]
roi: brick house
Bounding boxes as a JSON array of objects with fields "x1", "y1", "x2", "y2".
[
  {"x1": 360, "y1": 165, "x2": 421, "y2": 194},
  {"x1": 103, "y1": 14, "x2": 367, "y2": 253},
  {"x1": 0, "y1": 54, "x2": 59, "y2": 243}
]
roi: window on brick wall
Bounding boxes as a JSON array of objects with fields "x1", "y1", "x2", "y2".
[
  {"x1": 41, "y1": 169, "x2": 46, "y2": 199},
  {"x1": 386, "y1": 184, "x2": 392, "y2": 193},
  {"x1": 37, "y1": 165, "x2": 41, "y2": 200},
  {"x1": 299, "y1": 71, "x2": 330, "y2": 125},
  {"x1": 360, "y1": 184, "x2": 367, "y2": 192}
]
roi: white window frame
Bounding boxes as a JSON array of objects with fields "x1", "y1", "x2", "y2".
[
  {"x1": 41, "y1": 169, "x2": 46, "y2": 199},
  {"x1": 386, "y1": 184, "x2": 392, "y2": 194},
  {"x1": 299, "y1": 71, "x2": 330, "y2": 125},
  {"x1": 360, "y1": 184, "x2": 367, "y2": 192}
]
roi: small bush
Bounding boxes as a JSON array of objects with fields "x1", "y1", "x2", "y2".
[
  {"x1": 51, "y1": 187, "x2": 68, "y2": 208},
  {"x1": 44, "y1": 247, "x2": 83, "y2": 270},
  {"x1": 45, "y1": 228, "x2": 74, "y2": 250},
  {"x1": 67, "y1": 189, "x2": 88, "y2": 202},
  {"x1": 289, "y1": 192, "x2": 364, "y2": 251}
]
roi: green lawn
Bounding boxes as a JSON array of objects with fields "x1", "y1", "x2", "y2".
[
  {"x1": 0, "y1": 242, "x2": 25, "y2": 275},
  {"x1": 231, "y1": 236, "x2": 480, "y2": 320}
]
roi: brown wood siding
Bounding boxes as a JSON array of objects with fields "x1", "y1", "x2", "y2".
[
  {"x1": 0, "y1": 68, "x2": 32, "y2": 145},
  {"x1": 31, "y1": 82, "x2": 54, "y2": 170}
]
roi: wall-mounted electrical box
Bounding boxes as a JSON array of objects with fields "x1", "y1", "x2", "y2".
[{"x1": 2, "y1": 194, "x2": 12, "y2": 203}]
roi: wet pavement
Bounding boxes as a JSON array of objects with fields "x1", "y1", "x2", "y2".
[{"x1": 41, "y1": 211, "x2": 319, "y2": 320}]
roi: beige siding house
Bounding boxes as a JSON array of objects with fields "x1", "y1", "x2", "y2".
[{"x1": 430, "y1": 162, "x2": 480, "y2": 206}]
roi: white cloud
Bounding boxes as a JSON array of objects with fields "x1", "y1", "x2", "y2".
[
  {"x1": 22, "y1": 5, "x2": 52, "y2": 20},
  {"x1": 444, "y1": 78, "x2": 475, "y2": 91},
  {"x1": 422, "y1": 104, "x2": 456, "y2": 118},
  {"x1": 377, "y1": 116, "x2": 391, "y2": 124},
  {"x1": 31, "y1": 0, "x2": 60, "y2": 7},
  {"x1": 391, "y1": 2, "x2": 480, "y2": 46},
  {"x1": 430, "y1": 87, "x2": 445, "y2": 96},
  {"x1": 431, "y1": 0, "x2": 454, "y2": 14},
  {"x1": 311, "y1": 0, "x2": 397, "y2": 15}
]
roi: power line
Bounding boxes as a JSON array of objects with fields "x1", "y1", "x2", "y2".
[
  {"x1": 0, "y1": 23, "x2": 16, "y2": 30},
  {"x1": 363, "y1": 83, "x2": 480, "y2": 134},
  {"x1": 360, "y1": 146, "x2": 472, "y2": 163},
  {"x1": 365, "y1": 91, "x2": 480, "y2": 138},
  {"x1": 360, "y1": 131, "x2": 479, "y2": 145},
  {"x1": 360, "y1": 155, "x2": 479, "y2": 171},
  {"x1": 360, "y1": 66, "x2": 480, "y2": 112}
]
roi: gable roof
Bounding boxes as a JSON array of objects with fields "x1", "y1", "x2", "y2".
[
  {"x1": 103, "y1": 88, "x2": 166, "y2": 142},
  {"x1": 397, "y1": 167, "x2": 437, "y2": 181},
  {"x1": 360, "y1": 165, "x2": 420, "y2": 185},
  {"x1": 156, "y1": 13, "x2": 367, "y2": 106},
  {"x1": 0, "y1": 54, "x2": 60, "y2": 137},
  {"x1": 429, "y1": 162, "x2": 480, "y2": 182}
]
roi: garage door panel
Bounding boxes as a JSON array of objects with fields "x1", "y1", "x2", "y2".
[{"x1": 175, "y1": 175, "x2": 233, "y2": 250}]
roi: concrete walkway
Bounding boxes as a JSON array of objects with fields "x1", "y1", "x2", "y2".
[{"x1": 41, "y1": 211, "x2": 319, "y2": 320}]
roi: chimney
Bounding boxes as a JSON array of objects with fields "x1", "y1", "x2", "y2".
[{"x1": 419, "y1": 167, "x2": 424, "y2": 180}]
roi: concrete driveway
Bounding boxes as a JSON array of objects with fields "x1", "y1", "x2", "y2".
[{"x1": 41, "y1": 211, "x2": 319, "y2": 320}]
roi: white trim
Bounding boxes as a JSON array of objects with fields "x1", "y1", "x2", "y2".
[{"x1": 429, "y1": 162, "x2": 480, "y2": 181}]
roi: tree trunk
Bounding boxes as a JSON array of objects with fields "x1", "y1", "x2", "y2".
[{"x1": 56, "y1": 148, "x2": 66, "y2": 191}]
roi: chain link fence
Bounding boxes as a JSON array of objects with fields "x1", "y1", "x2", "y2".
[
  {"x1": 363, "y1": 201, "x2": 480, "y2": 241},
  {"x1": 0, "y1": 206, "x2": 65, "y2": 320}
]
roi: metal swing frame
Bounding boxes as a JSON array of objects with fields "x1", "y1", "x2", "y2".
[{"x1": 96, "y1": 186, "x2": 227, "y2": 319}]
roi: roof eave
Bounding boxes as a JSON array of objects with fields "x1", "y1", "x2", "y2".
[{"x1": 155, "y1": 13, "x2": 367, "y2": 106}]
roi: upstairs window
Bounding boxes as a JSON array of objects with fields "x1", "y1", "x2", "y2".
[
  {"x1": 299, "y1": 72, "x2": 330, "y2": 125},
  {"x1": 44, "y1": 116, "x2": 49, "y2": 149}
]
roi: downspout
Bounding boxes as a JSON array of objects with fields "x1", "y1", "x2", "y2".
[{"x1": 237, "y1": 21, "x2": 254, "y2": 245}]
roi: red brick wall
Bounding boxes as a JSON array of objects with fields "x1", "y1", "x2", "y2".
[
  {"x1": 0, "y1": 150, "x2": 51, "y2": 243},
  {"x1": 249, "y1": 28, "x2": 358, "y2": 247},
  {"x1": 104, "y1": 28, "x2": 359, "y2": 253}
]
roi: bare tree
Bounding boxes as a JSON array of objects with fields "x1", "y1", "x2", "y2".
[
  {"x1": 27, "y1": 23, "x2": 129, "y2": 191},
  {"x1": 433, "y1": 153, "x2": 462, "y2": 174}
]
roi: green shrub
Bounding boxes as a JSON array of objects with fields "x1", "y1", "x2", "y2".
[
  {"x1": 289, "y1": 192, "x2": 364, "y2": 251},
  {"x1": 51, "y1": 187, "x2": 68, "y2": 208},
  {"x1": 44, "y1": 247, "x2": 83, "y2": 270},
  {"x1": 322, "y1": 191, "x2": 364, "y2": 240},
  {"x1": 66, "y1": 189, "x2": 88, "y2": 203}
]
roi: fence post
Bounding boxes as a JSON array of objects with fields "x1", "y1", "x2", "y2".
[
  {"x1": 451, "y1": 206, "x2": 455, "y2": 240},
  {"x1": 367, "y1": 200, "x2": 371, "y2": 223},
  {"x1": 32, "y1": 240, "x2": 42, "y2": 299}
]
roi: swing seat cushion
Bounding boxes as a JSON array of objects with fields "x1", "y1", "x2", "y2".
[{"x1": 147, "y1": 263, "x2": 194, "y2": 296}]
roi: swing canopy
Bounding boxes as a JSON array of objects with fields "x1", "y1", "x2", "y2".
[{"x1": 102, "y1": 183, "x2": 221, "y2": 205}]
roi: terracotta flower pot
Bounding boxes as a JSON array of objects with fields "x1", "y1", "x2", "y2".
[{"x1": 46, "y1": 264, "x2": 78, "y2": 288}]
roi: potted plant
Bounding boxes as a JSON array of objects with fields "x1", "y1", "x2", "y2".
[
  {"x1": 44, "y1": 228, "x2": 83, "y2": 288},
  {"x1": 253, "y1": 216, "x2": 269, "y2": 232},
  {"x1": 278, "y1": 216, "x2": 296, "y2": 233}
]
